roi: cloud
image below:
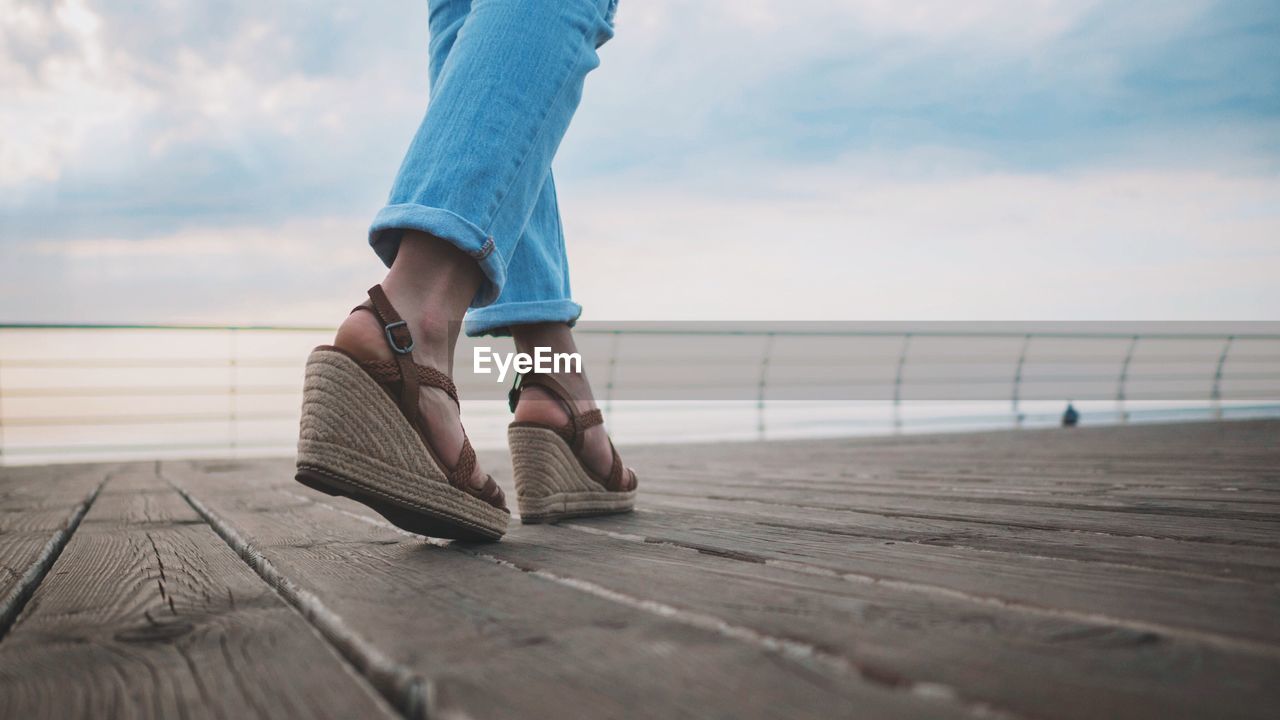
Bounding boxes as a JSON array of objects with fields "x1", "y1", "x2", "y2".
[
  {"x1": 1, "y1": 0, "x2": 1278, "y2": 323},
  {"x1": 559, "y1": 163, "x2": 1280, "y2": 321},
  {"x1": 567, "y1": 0, "x2": 1278, "y2": 175},
  {"x1": 1, "y1": 0, "x2": 125, "y2": 189},
  {"x1": 1, "y1": 0, "x2": 432, "y2": 237},
  {"x1": 9, "y1": 163, "x2": 1277, "y2": 323},
  {"x1": 3, "y1": 214, "x2": 381, "y2": 323}
]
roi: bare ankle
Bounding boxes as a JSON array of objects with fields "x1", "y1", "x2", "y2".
[
  {"x1": 334, "y1": 310, "x2": 391, "y2": 362},
  {"x1": 333, "y1": 299, "x2": 454, "y2": 372},
  {"x1": 379, "y1": 230, "x2": 482, "y2": 362},
  {"x1": 513, "y1": 386, "x2": 572, "y2": 424}
]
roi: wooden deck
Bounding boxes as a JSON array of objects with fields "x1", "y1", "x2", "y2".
[{"x1": 0, "y1": 420, "x2": 1276, "y2": 719}]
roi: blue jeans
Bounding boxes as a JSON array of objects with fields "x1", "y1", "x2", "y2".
[{"x1": 369, "y1": 0, "x2": 617, "y2": 337}]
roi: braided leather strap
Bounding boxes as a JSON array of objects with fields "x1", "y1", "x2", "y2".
[
  {"x1": 603, "y1": 442, "x2": 637, "y2": 492},
  {"x1": 360, "y1": 361, "x2": 459, "y2": 407},
  {"x1": 449, "y1": 436, "x2": 477, "y2": 491},
  {"x1": 444, "y1": 437, "x2": 506, "y2": 507}
]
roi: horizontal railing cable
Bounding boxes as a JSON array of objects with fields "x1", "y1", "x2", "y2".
[{"x1": 2, "y1": 323, "x2": 1278, "y2": 463}]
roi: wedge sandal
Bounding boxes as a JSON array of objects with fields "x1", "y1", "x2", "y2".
[
  {"x1": 295, "y1": 285, "x2": 509, "y2": 542},
  {"x1": 507, "y1": 373, "x2": 637, "y2": 523}
]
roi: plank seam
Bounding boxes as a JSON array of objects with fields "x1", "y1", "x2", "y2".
[
  {"x1": 288, "y1": 492, "x2": 1021, "y2": 720},
  {"x1": 642, "y1": 480, "x2": 1280, "y2": 519},
  {"x1": 559, "y1": 521, "x2": 1280, "y2": 660},
  {"x1": 167, "y1": 479, "x2": 426, "y2": 720},
  {"x1": 633, "y1": 507, "x2": 1279, "y2": 587},
  {"x1": 645, "y1": 491, "x2": 1280, "y2": 548},
  {"x1": 0, "y1": 470, "x2": 109, "y2": 642}
]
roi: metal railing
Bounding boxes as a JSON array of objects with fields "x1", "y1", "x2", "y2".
[{"x1": 2, "y1": 322, "x2": 1278, "y2": 464}]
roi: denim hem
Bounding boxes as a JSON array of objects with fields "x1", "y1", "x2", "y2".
[
  {"x1": 368, "y1": 203, "x2": 506, "y2": 307},
  {"x1": 463, "y1": 298, "x2": 583, "y2": 337}
]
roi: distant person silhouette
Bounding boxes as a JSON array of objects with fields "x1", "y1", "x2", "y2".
[{"x1": 1062, "y1": 403, "x2": 1080, "y2": 427}]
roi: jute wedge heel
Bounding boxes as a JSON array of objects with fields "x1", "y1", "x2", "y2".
[
  {"x1": 507, "y1": 374, "x2": 637, "y2": 523},
  {"x1": 295, "y1": 285, "x2": 509, "y2": 542}
]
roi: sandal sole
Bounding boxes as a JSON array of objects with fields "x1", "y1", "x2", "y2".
[
  {"x1": 296, "y1": 465, "x2": 504, "y2": 542},
  {"x1": 518, "y1": 489, "x2": 637, "y2": 524},
  {"x1": 509, "y1": 425, "x2": 636, "y2": 524},
  {"x1": 296, "y1": 348, "x2": 509, "y2": 542}
]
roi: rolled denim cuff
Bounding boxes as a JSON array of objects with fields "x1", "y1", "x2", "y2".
[
  {"x1": 463, "y1": 298, "x2": 583, "y2": 337},
  {"x1": 369, "y1": 203, "x2": 506, "y2": 307}
]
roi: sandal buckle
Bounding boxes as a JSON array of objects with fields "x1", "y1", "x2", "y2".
[
  {"x1": 508, "y1": 372, "x2": 523, "y2": 413},
  {"x1": 383, "y1": 320, "x2": 415, "y2": 354}
]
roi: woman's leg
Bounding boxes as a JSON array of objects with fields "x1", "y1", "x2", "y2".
[
  {"x1": 369, "y1": 0, "x2": 617, "y2": 308},
  {"x1": 337, "y1": 0, "x2": 615, "y2": 490}
]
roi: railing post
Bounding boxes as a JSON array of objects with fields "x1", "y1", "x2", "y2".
[
  {"x1": 1210, "y1": 335, "x2": 1234, "y2": 421},
  {"x1": 1011, "y1": 334, "x2": 1032, "y2": 428},
  {"x1": 0, "y1": 352, "x2": 5, "y2": 463},
  {"x1": 892, "y1": 334, "x2": 911, "y2": 434},
  {"x1": 756, "y1": 332, "x2": 775, "y2": 441},
  {"x1": 604, "y1": 330, "x2": 621, "y2": 417},
  {"x1": 1116, "y1": 335, "x2": 1139, "y2": 424},
  {"x1": 229, "y1": 328, "x2": 239, "y2": 457}
]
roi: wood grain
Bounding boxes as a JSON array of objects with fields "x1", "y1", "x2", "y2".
[
  {"x1": 166, "y1": 461, "x2": 969, "y2": 720},
  {"x1": 471, "y1": 517, "x2": 1280, "y2": 720},
  {"x1": 0, "y1": 464, "x2": 396, "y2": 720},
  {"x1": 557, "y1": 508, "x2": 1280, "y2": 644},
  {"x1": 2, "y1": 419, "x2": 1275, "y2": 720},
  {"x1": 630, "y1": 495, "x2": 1280, "y2": 582},
  {"x1": 0, "y1": 463, "x2": 113, "y2": 634}
]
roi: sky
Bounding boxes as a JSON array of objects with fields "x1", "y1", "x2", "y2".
[{"x1": 2, "y1": 0, "x2": 1278, "y2": 324}]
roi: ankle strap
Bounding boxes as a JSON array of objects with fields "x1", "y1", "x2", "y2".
[
  {"x1": 352, "y1": 284, "x2": 419, "y2": 430},
  {"x1": 353, "y1": 285, "x2": 415, "y2": 354},
  {"x1": 509, "y1": 372, "x2": 603, "y2": 454}
]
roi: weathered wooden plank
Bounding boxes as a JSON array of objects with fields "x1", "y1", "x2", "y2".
[
  {"x1": 640, "y1": 485, "x2": 1280, "y2": 546},
  {"x1": 626, "y1": 498, "x2": 1280, "y2": 583},
  {"x1": 79, "y1": 490, "x2": 203, "y2": 527},
  {"x1": 165, "y1": 461, "x2": 971, "y2": 720},
  {"x1": 222, "y1": 454, "x2": 1280, "y2": 720},
  {"x1": 84, "y1": 470, "x2": 203, "y2": 526},
  {"x1": 559, "y1": 508, "x2": 1280, "y2": 644},
  {"x1": 0, "y1": 463, "x2": 113, "y2": 635},
  {"x1": 474, "y1": 520, "x2": 1280, "y2": 720},
  {"x1": 637, "y1": 471, "x2": 1280, "y2": 515},
  {"x1": 289, "y1": 484, "x2": 1280, "y2": 720},
  {"x1": 623, "y1": 428, "x2": 1280, "y2": 513},
  {"x1": 2, "y1": 419, "x2": 1267, "y2": 719},
  {"x1": 630, "y1": 449, "x2": 1280, "y2": 483},
  {"x1": 0, "y1": 464, "x2": 396, "y2": 720},
  {"x1": 0, "y1": 463, "x2": 113, "y2": 534},
  {"x1": 455, "y1": 422, "x2": 1280, "y2": 720},
  {"x1": 616, "y1": 420, "x2": 1279, "y2": 490},
  {"x1": 644, "y1": 468, "x2": 1280, "y2": 501}
]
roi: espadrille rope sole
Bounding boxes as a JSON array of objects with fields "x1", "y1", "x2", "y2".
[
  {"x1": 509, "y1": 425, "x2": 636, "y2": 523},
  {"x1": 296, "y1": 348, "x2": 508, "y2": 541}
]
